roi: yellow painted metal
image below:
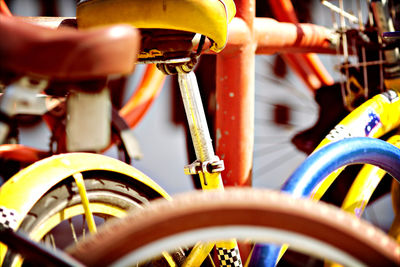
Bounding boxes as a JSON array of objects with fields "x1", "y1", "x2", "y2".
[
  {"x1": 196, "y1": 174, "x2": 243, "y2": 265},
  {"x1": 323, "y1": 135, "x2": 400, "y2": 267},
  {"x1": 72, "y1": 172, "x2": 97, "y2": 233},
  {"x1": 0, "y1": 152, "x2": 170, "y2": 222},
  {"x1": 76, "y1": 0, "x2": 236, "y2": 52},
  {"x1": 183, "y1": 240, "x2": 239, "y2": 267},
  {"x1": 271, "y1": 92, "x2": 400, "y2": 267},
  {"x1": 341, "y1": 135, "x2": 400, "y2": 215},
  {"x1": 182, "y1": 172, "x2": 226, "y2": 266},
  {"x1": 342, "y1": 165, "x2": 386, "y2": 214},
  {"x1": 26, "y1": 201, "x2": 176, "y2": 267},
  {"x1": 392, "y1": 180, "x2": 400, "y2": 215},
  {"x1": 310, "y1": 91, "x2": 400, "y2": 201},
  {"x1": 186, "y1": 175, "x2": 236, "y2": 264},
  {"x1": 184, "y1": 242, "x2": 216, "y2": 267},
  {"x1": 161, "y1": 252, "x2": 178, "y2": 267},
  {"x1": 389, "y1": 212, "x2": 400, "y2": 243},
  {"x1": 179, "y1": 70, "x2": 234, "y2": 265},
  {"x1": 390, "y1": 174, "x2": 400, "y2": 242},
  {"x1": 0, "y1": 152, "x2": 170, "y2": 263},
  {"x1": 215, "y1": 240, "x2": 239, "y2": 250},
  {"x1": 12, "y1": 203, "x2": 126, "y2": 267},
  {"x1": 199, "y1": 172, "x2": 224, "y2": 190},
  {"x1": 30, "y1": 203, "x2": 125, "y2": 242},
  {"x1": 215, "y1": 240, "x2": 242, "y2": 266}
]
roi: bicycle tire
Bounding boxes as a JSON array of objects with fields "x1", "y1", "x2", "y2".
[
  {"x1": 67, "y1": 188, "x2": 400, "y2": 267},
  {"x1": 3, "y1": 171, "x2": 168, "y2": 266}
]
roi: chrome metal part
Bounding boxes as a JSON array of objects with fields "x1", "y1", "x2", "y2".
[
  {"x1": 137, "y1": 57, "x2": 192, "y2": 65},
  {"x1": 184, "y1": 157, "x2": 225, "y2": 175},
  {"x1": 178, "y1": 72, "x2": 224, "y2": 188},
  {"x1": 178, "y1": 72, "x2": 216, "y2": 162},
  {"x1": 321, "y1": 0, "x2": 359, "y2": 23}
]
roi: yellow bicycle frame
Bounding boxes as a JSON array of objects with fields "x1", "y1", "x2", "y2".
[
  {"x1": 341, "y1": 135, "x2": 400, "y2": 216},
  {"x1": 320, "y1": 135, "x2": 400, "y2": 267},
  {"x1": 0, "y1": 152, "x2": 170, "y2": 263},
  {"x1": 311, "y1": 90, "x2": 400, "y2": 201},
  {"x1": 274, "y1": 90, "x2": 400, "y2": 265}
]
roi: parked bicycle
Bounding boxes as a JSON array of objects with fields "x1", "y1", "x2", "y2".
[{"x1": 1, "y1": 0, "x2": 400, "y2": 266}]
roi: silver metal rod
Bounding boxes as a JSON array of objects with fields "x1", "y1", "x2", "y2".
[
  {"x1": 322, "y1": 0, "x2": 359, "y2": 23},
  {"x1": 178, "y1": 72, "x2": 216, "y2": 162}
]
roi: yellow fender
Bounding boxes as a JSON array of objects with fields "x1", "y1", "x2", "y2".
[
  {"x1": 0, "y1": 152, "x2": 171, "y2": 263},
  {"x1": 0, "y1": 152, "x2": 170, "y2": 227}
]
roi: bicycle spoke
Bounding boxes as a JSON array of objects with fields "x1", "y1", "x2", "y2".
[
  {"x1": 255, "y1": 72, "x2": 314, "y2": 107},
  {"x1": 254, "y1": 148, "x2": 302, "y2": 178},
  {"x1": 253, "y1": 143, "x2": 293, "y2": 158},
  {"x1": 254, "y1": 118, "x2": 301, "y2": 128},
  {"x1": 255, "y1": 94, "x2": 316, "y2": 114},
  {"x1": 254, "y1": 137, "x2": 289, "y2": 145},
  {"x1": 48, "y1": 233, "x2": 56, "y2": 250},
  {"x1": 69, "y1": 218, "x2": 78, "y2": 244},
  {"x1": 82, "y1": 216, "x2": 86, "y2": 240}
]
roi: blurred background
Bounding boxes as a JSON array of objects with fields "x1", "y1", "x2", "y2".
[{"x1": 4, "y1": 0, "x2": 395, "y2": 231}]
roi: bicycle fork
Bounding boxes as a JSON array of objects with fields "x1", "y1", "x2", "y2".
[{"x1": 177, "y1": 71, "x2": 243, "y2": 267}]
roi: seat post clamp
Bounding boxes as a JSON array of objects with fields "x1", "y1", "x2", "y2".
[{"x1": 184, "y1": 156, "x2": 225, "y2": 175}]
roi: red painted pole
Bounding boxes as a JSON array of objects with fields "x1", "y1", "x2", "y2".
[
  {"x1": 215, "y1": 1, "x2": 338, "y2": 188},
  {"x1": 269, "y1": 0, "x2": 335, "y2": 89},
  {"x1": 215, "y1": 2, "x2": 256, "y2": 262},
  {"x1": 254, "y1": 18, "x2": 335, "y2": 55},
  {"x1": 216, "y1": 0, "x2": 255, "y2": 187}
]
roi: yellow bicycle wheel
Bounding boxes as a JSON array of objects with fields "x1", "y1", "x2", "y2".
[{"x1": 3, "y1": 171, "x2": 178, "y2": 266}]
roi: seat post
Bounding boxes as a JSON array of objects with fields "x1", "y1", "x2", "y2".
[
  {"x1": 177, "y1": 72, "x2": 215, "y2": 163},
  {"x1": 177, "y1": 71, "x2": 225, "y2": 189},
  {"x1": 177, "y1": 71, "x2": 243, "y2": 267}
]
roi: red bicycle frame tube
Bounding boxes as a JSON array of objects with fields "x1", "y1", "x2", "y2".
[
  {"x1": 253, "y1": 18, "x2": 335, "y2": 55},
  {"x1": 269, "y1": 0, "x2": 334, "y2": 89},
  {"x1": 120, "y1": 64, "x2": 165, "y2": 128},
  {"x1": 215, "y1": 3, "x2": 336, "y2": 261},
  {"x1": 216, "y1": 0, "x2": 337, "y2": 190},
  {"x1": 0, "y1": 144, "x2": 48, "y2": 163},
  {"x1": 216, "y1": 0, "x2": 255, "y2": 188}
]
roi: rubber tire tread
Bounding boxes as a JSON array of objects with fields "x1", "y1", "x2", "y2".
[
  {"x1": 67, "y1": 188, "x2": 400, "y2": 266},
  {"x1": 4, "y1": 171, "x2": 163, "y2": 266}
]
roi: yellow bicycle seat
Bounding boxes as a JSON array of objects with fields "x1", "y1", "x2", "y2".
[{"x1": 76, "y1": 0, "x2": 236, "y2": 53}]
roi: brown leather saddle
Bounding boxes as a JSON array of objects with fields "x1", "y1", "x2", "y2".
[{"x1": 0, "y1": 15, "x2": 140, "y2": 82}]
